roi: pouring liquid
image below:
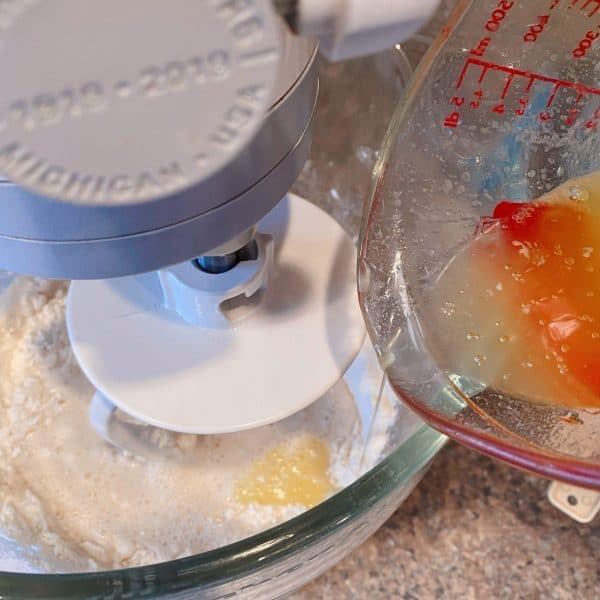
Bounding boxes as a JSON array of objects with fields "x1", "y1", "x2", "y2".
[{"x1": 425, "y1": 171, "x2": 600, "y2": 409}]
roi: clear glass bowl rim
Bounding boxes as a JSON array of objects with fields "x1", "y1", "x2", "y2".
[{"x1": 0, "y1": 425, "x2": 445, "y2": 598}]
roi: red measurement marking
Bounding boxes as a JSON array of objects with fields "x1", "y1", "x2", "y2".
[
  {"x1": 444, "y1": 112, "x2": 460, "y2": 128},
  {"x1": 456, "y1": 58, "x2": 600, "y2": 104},
  {"x1": 565, "y1": 106, "x2": 581, "y2": 124},
  {"x1": 484, "y1": 1, "x2": 517, "y2": 33},
  {"x1": 569, "y1": 0, "x2": 600, "y2": 17},
  {"x1": 546, "y1": 83, "x2": 561, "y2": 107},
  {"x1": 586, "y1": 106, "x2": 600, "y2": 128},
  {"x1": 470, "y1": 88, "x2": 484, "y2": 109},
  {"x1": 550, "y1": 0, "x2": 560, "y2": 8},
  {"x1": 525, "y1": 77, "x2": 535, "y2": 93},
  {"x1": 448, "y1": 56, "x2": 600, "y2": 129},
  {"x1": 524, "y1": 15, "x2": 550, "y2": 43},
  {"x1": 470, "y1": 37, "x2": 491, "y2": 57},
  {"x1": 501, "y1": 74, "x2": 515, "y2": 99},
  {"x1": 515, "y1": 97, "x2": 529, "y2": 115},
  {"x1": 573, "y1": 29, "x2": 600, "y2": 58}
]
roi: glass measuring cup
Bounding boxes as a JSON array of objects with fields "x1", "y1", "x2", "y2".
[{"x1": 360, "y1": 0, "x2": 600, "y2": 488}]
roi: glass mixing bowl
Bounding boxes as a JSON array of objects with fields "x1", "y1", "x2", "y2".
[
  {"x1": 0, "y1": 48, "x2": 447, "y2": 598},
  {"x1": 0, "y1": 428, "x2": 444, "y2": 599},
  {"x1": 359, "y1": 1, "x2": 600, "y2": 489}
]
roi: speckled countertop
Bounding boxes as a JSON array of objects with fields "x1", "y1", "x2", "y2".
[{"x1": 294, "y1": 443, "x2": 600, "y2": 599}]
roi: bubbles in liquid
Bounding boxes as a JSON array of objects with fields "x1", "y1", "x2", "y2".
[
  {"x1": 425, "y1": 172, "x2": 600, "y2": 410},
  {"x1": 440, "y1": 301, "x2": 456, "y2": 317},
  {"x1": 558, "y1": 363, "x2": 569, "y2": 376},
  {"x1": 473, "y1": 354, "x2": 487, "y2": 367},
  {"x1": 569, "y1": 185, "x2": 589, "y2": 203}
]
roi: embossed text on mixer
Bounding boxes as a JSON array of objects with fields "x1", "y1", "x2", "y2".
[
  {"x1": 3, "y1": 52, "x2": 232, "y2": 133},
  {"x1": 0, "y1": 142, "x2": 189, "y2": 202},
  {"x1": 0, "y1": 80, "x2": 270, "y2": 202}
]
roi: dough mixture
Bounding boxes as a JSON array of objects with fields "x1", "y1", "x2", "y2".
[{"x1": 0, "y1": 277, "x2": 399, "y2": 572}]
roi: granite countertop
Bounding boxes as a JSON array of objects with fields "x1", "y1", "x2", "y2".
[{"x1": 294, "y1": 443, "x2": 600, "y2": 599}]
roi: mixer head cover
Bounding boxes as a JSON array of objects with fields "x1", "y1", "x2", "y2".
[{"x1": 0, "y1": 0, "x2": 281, "y2": 205}]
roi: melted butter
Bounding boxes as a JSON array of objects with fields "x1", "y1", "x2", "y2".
[
  {"x1": 426, "y1": 171, "x2": 600, "y2": 409},
  {"x1": 235, "y1": 435, "x2": 336, "y2": 508}
]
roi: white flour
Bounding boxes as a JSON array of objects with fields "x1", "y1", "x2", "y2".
[{"x1": 0, "y1": 277, "x2": 400, "y2": 573}]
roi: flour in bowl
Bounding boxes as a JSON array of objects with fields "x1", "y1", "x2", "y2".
[{"x1": 0, "y1": 277, "x2": 404, "y2": 572}]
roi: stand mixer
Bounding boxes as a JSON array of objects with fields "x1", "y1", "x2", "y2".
[
  {"x1": 0, "y1": 1, "x2": 597, "y2": 593},
  {"x1": 0, "y1": 1, "x2": 437, "y2": 440}
]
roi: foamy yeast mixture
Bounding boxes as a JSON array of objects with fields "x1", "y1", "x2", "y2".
[{"x1": 0, "y1": 277, "x2": 397, "y2": 572}]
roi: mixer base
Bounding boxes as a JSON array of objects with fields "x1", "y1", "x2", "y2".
[{"x1": 67, "y1": 194, "x2": 365, "y2": 434}]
